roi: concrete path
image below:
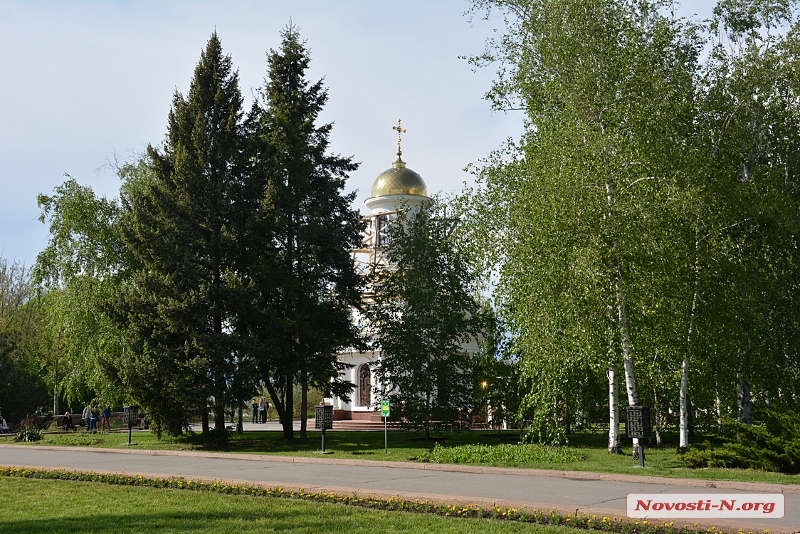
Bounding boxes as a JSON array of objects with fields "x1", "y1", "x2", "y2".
[{"x1": 1, "y1": 444, "x2": 798, "y2": 533}]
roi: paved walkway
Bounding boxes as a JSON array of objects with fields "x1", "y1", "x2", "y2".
[{"x1": 1, "y1": 444, "x2": 798, "y2": 533}]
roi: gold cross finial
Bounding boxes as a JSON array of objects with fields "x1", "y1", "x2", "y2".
[{"x1": 392, "y1": 119, "x2": 406, "y2": 159}]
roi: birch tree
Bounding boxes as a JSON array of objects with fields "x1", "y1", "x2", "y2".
[
  {"x1": 34, "y1": 177, "x2": 129, "y2": 412},
  {"x1": 689, "y1": 0, "x2": 800, "y2": 435},
  {"x1": 463, "y1": 0, "x2": 700, "y2": 451}
]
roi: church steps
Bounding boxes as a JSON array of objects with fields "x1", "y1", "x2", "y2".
[{"x1": 308, "y1": 419, "x2": 398, "y2": 431}]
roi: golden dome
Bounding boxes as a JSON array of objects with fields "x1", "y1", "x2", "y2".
[{"x1": 370, "y1": 157, "x2": 428, "y2": 198}]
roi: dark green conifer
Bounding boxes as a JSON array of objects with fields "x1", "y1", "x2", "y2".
[
  {"x1": 117, "y1": 33, "x2": 246, "y2": 440},
  {"x1": 246, "y1": 25, "x2": 363, "y2": 441}
]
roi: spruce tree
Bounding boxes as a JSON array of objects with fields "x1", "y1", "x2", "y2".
[
  {"x1": 117, "y1": 33, "x2": 246, "y2": 440},
  {"x1": 246, "y1": 25, "x2": 363, "y2": 441}
]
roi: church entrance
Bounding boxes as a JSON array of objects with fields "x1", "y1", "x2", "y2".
[{"x1": 358, "y1": 363, "x2": 371, "y2": 407}]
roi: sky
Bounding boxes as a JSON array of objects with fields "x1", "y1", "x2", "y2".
[{"x1": 0, "y1": 1, "x2": 718, "y2": 267}]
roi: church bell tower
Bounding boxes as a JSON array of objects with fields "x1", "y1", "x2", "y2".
[{"x1": 354, "y1": 119, "x2": 430, "y2": 275}]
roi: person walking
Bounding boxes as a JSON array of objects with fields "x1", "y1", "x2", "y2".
[{"x1": 259, "y1": 397, "x2": 267, "y2": 424}]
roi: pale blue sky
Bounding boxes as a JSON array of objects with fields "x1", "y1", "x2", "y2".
[{"x1": 0, "y1": 1, "x2": 717, "y2": 266}]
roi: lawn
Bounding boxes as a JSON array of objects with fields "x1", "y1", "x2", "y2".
[
  {"x1": 4, "y1": 427, "x2": 799, "y2": 486},
  {"x1": 0, "y1": 476, "x2": 582, "y2": 534}
]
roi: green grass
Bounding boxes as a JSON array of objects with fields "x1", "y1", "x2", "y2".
[
  {"x1": 0, "y1": 476, "x2": 581, "y2": 534},
  {"x1": 4, "y1": 427, "x2": 800, "y2": 486}
]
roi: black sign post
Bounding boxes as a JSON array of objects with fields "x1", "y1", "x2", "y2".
[
  {"x1": 123, "y1": 406, "x2": 138, "y2": 446},
  {"x1": 626, "y1": 406, "x2": 652, "y2": 468},
  {"x1": 315, "y1": 403, "x2": 333, "y2": 454}
]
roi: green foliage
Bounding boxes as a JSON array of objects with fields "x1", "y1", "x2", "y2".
[
  {"x1": 463, "y1": 0, "x2": 800, "y2": 447},
  {"x1": 31, "y1": 29, "x2": 362, "y2": 444},
  {"x1": 369, "y1": 198, "x2": 485, "y2": 439},
  {"x1": 680, "y1": 412, "x2": 800, "y2": 473},
  {"x1": 35, "y1": 177, "x2": 126, "y2": 285},
  {"x1": 474, "y1": 315, "x2": 527, "y2": 430},
  {"x1": 32, "y1": 175, "x2": 129, "y2": 416},
  {"x1": 461, "y1": 0, "x2": 703, "y2": 445},
  {"x1": 419, "y1": 442, "x2": 585, "y2": 466},
  {"x1": 689, "y1": 1, "x2": 800, "y2": 425},
  {"x1": 0, "y1": 258, "x2": 49, "y2": 422}
]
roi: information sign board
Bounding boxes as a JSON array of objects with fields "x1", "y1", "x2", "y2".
[
  {"x1": 123, "y1": 406, "x2": 138, "y2": 427},
  {"x1": 380, "y1": 400, "x2": 390, "y2": 418},
  {"x1": 626, "y1": 406, "x2": 652, "y2": 439},
  {"x1": 315, "y1": 405, "x2": 333, "y2": 430}
]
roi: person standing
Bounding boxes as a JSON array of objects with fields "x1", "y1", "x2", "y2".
[
  {"x1": 89, "y1": 406, "x2": 100, "y2": 431},
  {"x1": 259, "y1": 397, "x2": 267, "y2": 424},
  {"x1": 251, "y1": 400, "x2": 258, "y2": 424},
  {"x1": 101, "y1": 404, "x2": 112, "y2": 432},
  {"x1": 81, "y1": 404, "x2": 90, "y2": 429}
]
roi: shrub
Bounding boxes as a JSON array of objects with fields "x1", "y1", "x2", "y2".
[
  {"x1": 418, "y1": 442, "x2": 584, "y2": 466},
  {"x1": 14, "y1": 427, "x2": 42, "y2": 442},
  {"x1": 680, "y1": 411, "x2": 800, "y2": 473}
]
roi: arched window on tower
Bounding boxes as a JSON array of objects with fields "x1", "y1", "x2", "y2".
[
  {"x1": 377, "y1": 213, "x2": 395, "y2": 247},
  {"x1": 358, "y1": 363, "x2": 371, "y2": 407}
]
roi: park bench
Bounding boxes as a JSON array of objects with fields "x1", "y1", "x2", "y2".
[{"x1": 51, "y1": 414, "x2": 84, "y2": 431}]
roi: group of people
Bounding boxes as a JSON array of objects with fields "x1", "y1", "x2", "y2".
[
  {"x1": 1, "y1": 404, "x2": 133, "y2": 434},
  {"x1": 76, "y1": 404, "x2": 113, "y2": 432},
  {"x1": 251, "y1": 398, "x2": 270, "y2": 423}
]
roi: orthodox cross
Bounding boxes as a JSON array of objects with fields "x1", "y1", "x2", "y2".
[{"x1": 392, "y1": 119, "x2": 406, "y2": 158}]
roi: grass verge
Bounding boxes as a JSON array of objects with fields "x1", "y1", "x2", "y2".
[
  {"x1": 0, "y1": 467, "x2": 761, "y2": 534},
  {"x1": 0, "y1": 475, "x2": 578, "y2": 534}
]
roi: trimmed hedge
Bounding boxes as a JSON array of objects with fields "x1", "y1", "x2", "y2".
[{"x1": 418, "y1": 442, "x2": 585, "y2": 466}]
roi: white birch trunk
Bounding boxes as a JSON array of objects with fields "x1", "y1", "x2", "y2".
[
  {"x1": 680, "y1": 229, "x2": 700, "y2": 448},
  {"x1": 608, "y1": 364, "x2": 621, "y2": 453},
  {"x1": 606, "y1": 183, "x2": 639, "y2": 457},
  {"x1": 679, "y1": 356, "x2": 690, "y2": 447},
  {"x1": 617, "y1": 277, "x2": 640, "y2": 456},
  {"x1": 653, "y1": 405, "x2": 662, "y2": 447}
]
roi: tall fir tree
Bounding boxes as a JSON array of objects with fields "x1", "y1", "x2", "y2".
[
  {"x1": 245, "y1": 25, "x2": 363, "y2": 441},
  {"x1": 116, "y1": 33, "x2": 247, "y2": 440}
]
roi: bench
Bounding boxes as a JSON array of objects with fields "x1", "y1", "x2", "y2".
[{"x1": 51, "y1": 415, "x2": 84, "y2": 431}]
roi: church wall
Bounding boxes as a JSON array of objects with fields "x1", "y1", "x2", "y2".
[{"x1": 330, "y1": 350, "x2": 381, "y2": 420}]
